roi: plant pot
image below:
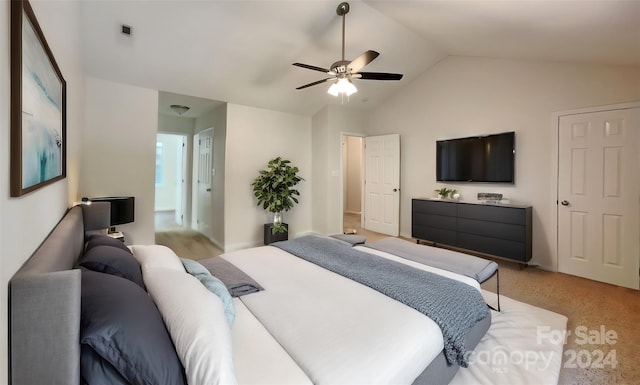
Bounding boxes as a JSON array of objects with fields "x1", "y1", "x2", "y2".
[
  {"x1": 273, "y1": 211, "x2": 283, "y2": 225},
  {"x1": 264, "y1": 223, "x2": 288, "y2": 245}
]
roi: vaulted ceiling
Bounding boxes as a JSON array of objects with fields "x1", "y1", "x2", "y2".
[{"x1": 80, "y1": 0, "x2": 640, "y2": 117}]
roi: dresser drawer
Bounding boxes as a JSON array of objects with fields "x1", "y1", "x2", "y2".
[
  {"x1": 457, "y1": 233, "x2": 527, "y2": 262},
  {"x1": 411, "y1": 224, "x2": 457, "y2": 245},
  {"x1": 412, "y1": 211, "x2": 457, "y2": 231},
  {"x1": 457, "y1": 203, "x2": 526, "y2": 225},
  {"x1": 412, "y1": 199, "x2": 457, "y2": 216},
  {"x1": 457, "y1": 218, "x2": 525, "y2": 242}
]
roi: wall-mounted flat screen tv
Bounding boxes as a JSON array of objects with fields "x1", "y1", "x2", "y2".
[{"x1": 436, "y1": 132, "x2": 515, "y2": 183}]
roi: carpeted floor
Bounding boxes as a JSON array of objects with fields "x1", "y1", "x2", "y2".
[
  {"x1": 156, "y1": 212, "x2": 639, "y2": 385},
  {"x1": 155, "y1": 229, "x2": 223, "y2": 260}
]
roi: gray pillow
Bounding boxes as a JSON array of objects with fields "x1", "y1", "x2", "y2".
[
  {"x1": 181, "y1": 258, "x2": 235, "y2": 325},
  {"x1": 85, "y1": 234, "x2": 131, "y2": 254},
  {"x1": 80, "y1": 270, "x2": 186, "y2": 385},
  {"x1": 80, "y1": 245, "x2": 145, "y2": 290},
  {"x1": 80, "y1": 344, "x2": 130, "y2": 385}
]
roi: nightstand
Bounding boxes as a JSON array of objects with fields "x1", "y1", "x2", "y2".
[{"x1": 107, "y1": 231, "x2": 125, "y2": 242}]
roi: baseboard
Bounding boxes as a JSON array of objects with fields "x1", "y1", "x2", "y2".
[
  {"x1": 224, "y1": 240, "x2": 263, "y2": 252},
  {"x1": 209, "y1": 237, "x2": 224, "y2": 251},
  {"x1": 534, "y1": 263, "x2": 554, "y2": 272}
]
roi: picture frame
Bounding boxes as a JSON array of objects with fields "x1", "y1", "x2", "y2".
[{"x1": 11, "y1": 0, "x2": 66, "y2": 197}]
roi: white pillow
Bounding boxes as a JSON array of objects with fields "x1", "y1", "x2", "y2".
[
  {"x1": 130, "y1": 245, "x2": 184, "y2": 271},
  {"x1": 142, "y1": 267, "x2": 237, "y2": 385}
]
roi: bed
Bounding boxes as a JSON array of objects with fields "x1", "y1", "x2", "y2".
[{"x1": 9, "y1": 204, "x2": 566, "y2": 385}]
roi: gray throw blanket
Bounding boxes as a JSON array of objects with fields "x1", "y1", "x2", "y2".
[
  {"x1": 273, "y1": 235, "x2": 489, "y2": 367},
  {"x1": 198, "y1": 256, "x2": 264, "y2": 297}
]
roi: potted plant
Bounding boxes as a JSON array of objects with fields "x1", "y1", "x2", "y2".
[
  {"x1": 251, "y1": 157, "x2": 304, "y2": 243},
  {"x1": 435, "y1": 187, "x2": 456, "y2": 199}
]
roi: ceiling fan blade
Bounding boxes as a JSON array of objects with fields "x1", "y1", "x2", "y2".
[
  {"x1": 293, "y1": 63, "x2": 331, "y2": 73},
  {"x1": 348, "y1": 50, "x2": 379, "y2": 73},
  {"x1": 354, "y1": 72, "x2": 404, "y2": 81},
  {"x1": 296, "y1": 78, "x2": 333, "y2": 90}
]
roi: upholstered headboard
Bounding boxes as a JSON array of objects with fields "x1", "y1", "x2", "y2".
[{"x1": 9, "y1": 202, "x2": 110, "y2": 385}]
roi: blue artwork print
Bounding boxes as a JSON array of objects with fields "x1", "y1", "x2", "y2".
[{"x1": 21, "y1": 12, "x2": 63, "y2": 189}]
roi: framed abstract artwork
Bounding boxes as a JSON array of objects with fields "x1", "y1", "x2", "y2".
[{"x1": 10, "y1": 0, "x2": 66, "y2": 197}]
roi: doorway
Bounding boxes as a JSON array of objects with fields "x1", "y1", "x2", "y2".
[
  {"x1": 154, "y1": 133, "x2": 187, "y2": 231},
  {"x1": 341, "y1": 133, "x2": 401, "y2": 238},
  {"x1": 342, "y1": 135, "x2": 364, "y2": 234}
]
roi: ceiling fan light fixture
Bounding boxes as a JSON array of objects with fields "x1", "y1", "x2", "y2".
[
  {"x1": 293, "y1": 2, "x2": 402, "y2": 96},
  {"x1": 170, "y1": 104, "x2": 190, "y2": 115},
  {"x1": 327, "y1": 78, "x2": 357, "y2": 96}
]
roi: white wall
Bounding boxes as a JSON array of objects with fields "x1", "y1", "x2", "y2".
[
  {"x1": 225, "y1": 104, "x2": 312, "y2": 250},
  {"x1": 0, "y1": 1, "x2": 84, "y2": 382},
  {"x1": 81, "y1": 77, "x2": 158, "y2": 245},
  {"x1": 158, "y1": 114, "x2": 195, "y2": 136},
  {"x1": 344, "y1": 136, "x2": 363, "y2": 214},
  {"x1": 311, "y1": 106, "x2": 330, "y2": 233},
  {"x1": 367, "y1": 56, "x2": 640, "y2": 270},
  {"x1": 311, "y1": 105, "x2": 368, "y2": 235}
]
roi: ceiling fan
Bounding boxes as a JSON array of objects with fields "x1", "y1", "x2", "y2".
[{"x1": 293, "y1": 2, "x2": 403, "y2": 96}]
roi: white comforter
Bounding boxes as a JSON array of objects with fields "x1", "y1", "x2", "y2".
[{"x1": 222, "y1": 245, "x2": 480, "y2": 384}]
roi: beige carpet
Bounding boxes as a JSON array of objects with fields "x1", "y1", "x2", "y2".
[
  {"x1": 155, "y1": 229, "x2": 222, "y2": 261},
  {"x1": 156, "y1": 218, "x2": 639, "y2": 385}
]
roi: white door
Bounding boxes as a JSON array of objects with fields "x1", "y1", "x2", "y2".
[
  {"x1": 196, "y1": 129, "x2": 213, "y2": 237},
  {"x1": 174, "y1": 136, "x2": 186, "y2": 226},
  {"x1": 558, "y1": 107, "x2": 639, "y2": 289},
  {"x1": 364, "y1": 134, "x2": 400, "y2": 236}
]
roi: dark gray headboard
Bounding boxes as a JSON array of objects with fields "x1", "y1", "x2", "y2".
[{"x1": 9, "y1": 203, "x2": 110, "y2": 385}]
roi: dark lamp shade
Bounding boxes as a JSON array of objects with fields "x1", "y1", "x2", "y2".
[{"x1": 90, "y1": 196, "x2": 135, "y2": 226}]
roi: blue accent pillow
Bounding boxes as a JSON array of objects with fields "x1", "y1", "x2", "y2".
[
  {"x1": 80, "y1": 245, "x2": 145, "y2": 290},
  {"x1": 85, "y1": 234, "x2": 131, "y2": 254},
  {"x1": 80, "y1": 270, "x2": 186, "y2": 385},
  {"x1": 181, "y1": 258, "x2": 235, "y2": 325}
]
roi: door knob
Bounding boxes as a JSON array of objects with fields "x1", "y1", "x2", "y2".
[
  {"x1": 206, "y1": 188, "x2": 211, "y2": 192},
  {"x1": 393, "y1": 188, "x2": 398, "y2": 192},
  {"x1": 561, "y1": 200, "x2": 570, "y2": 206}
]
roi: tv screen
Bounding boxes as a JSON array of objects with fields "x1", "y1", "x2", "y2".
[{"x1": 436, "y1": 132, "x2": 515, "y2": 183}]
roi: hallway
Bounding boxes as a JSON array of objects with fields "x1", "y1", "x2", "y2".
[{"x1": 154, "y1": 210, "x2": 222, "y2": 260}]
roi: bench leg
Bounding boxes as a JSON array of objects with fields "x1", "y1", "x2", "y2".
[
  {"x1": 487, "y1": 269, "x2": 501, "y2": 312},
  {"x1": 496, "y1": 269, "x2": 500, "y2": 311}
]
